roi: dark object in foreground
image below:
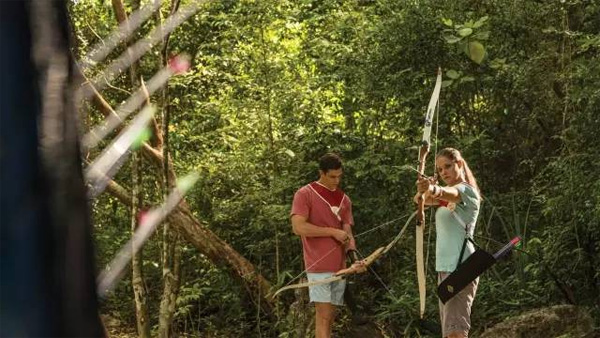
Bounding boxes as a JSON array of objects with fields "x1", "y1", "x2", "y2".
[
  {"x1": 0, "y1": 1, "x2": 103, "y2": 336},
  {"x1": 437, "y1": 237, "x2": 521, "y2": 304}
]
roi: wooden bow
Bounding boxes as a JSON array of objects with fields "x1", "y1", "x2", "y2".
[
  {"x1": 271, "y1": 212, "x2": 417, "y2": 298},
  {"x1": 416, "y1": 68, "x2": 442, "y2": 319}
]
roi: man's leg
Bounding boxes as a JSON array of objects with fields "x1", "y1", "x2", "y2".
[
  {"x1": 307, "y1": 273, "x2": 345, "y2": 338},
  {"x1": 314, "y1": 302, "x2": 336, "y2": 338}
]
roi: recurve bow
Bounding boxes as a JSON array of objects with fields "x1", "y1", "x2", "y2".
[
  {"x1": 416, "y1": 68, "x2": 442, "y2": 319},
  {"x1": 271, "y1": 212, "x2": 417, "y2": 298}
]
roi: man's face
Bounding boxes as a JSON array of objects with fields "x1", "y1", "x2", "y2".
[{"x1": 319, "y1": 168, "x2": 343, "y2": 190}]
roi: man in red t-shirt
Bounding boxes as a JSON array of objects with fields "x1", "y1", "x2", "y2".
[{"x1": 291, "y1": 153, "x2": 364, "y2": 338}]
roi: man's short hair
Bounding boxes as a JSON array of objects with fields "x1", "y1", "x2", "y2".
[{"x1": 319, "y1": 153, "x2": 342, "y2": 173}]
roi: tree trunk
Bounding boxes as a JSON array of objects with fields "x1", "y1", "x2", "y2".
[
  {"x1": 94, "y1": 0, "x2": 275, "y2": 315},
  {"x1": 111, "y1": 1, "x2": 151, "y2": 336},
  {"x1": 158, "y1": 231, "x2": 181, "y2": 338},
  {"x1": 156, "y1": 1, "x2": 183, "y2": 336},
  {"x1": 105, "y1": 179, "x2": 276, "y2": 314},
  {"x1": 131, "y1": 151, "x2": 150, "y2": 338},
  {"x1": 86, "y1": 79, "x2": 276, "y2": 317},
  {"x1": 258, "y1": 23, "x2": 280, "y2": 321}
]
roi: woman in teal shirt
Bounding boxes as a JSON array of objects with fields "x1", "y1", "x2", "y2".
[{"x1": 415, "y1": 148, "x2": 481, "y2": 338}]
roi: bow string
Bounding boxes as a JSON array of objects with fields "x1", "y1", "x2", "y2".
[{"x1": 416, "y1": 68, "x2": 443, "y2": 319}]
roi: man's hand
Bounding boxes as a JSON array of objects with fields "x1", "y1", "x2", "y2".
[
  {"x1": 346, "y1": 249, "x2": 359, "y2": 263},
  {"x1": 331, "y1": 228, "x2": 350, "y2": 244},
  {"x1": 345, "y1": 235, "x2": 356, "y2": 252},
  {"x1": 349, "y1": 260, "x2": 367, "y2": 274},
  {"x1": 334, "y1": 260, "x2": 367, "y2": 276}
]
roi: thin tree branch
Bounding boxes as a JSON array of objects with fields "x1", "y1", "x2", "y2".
[{"x1": 140, "y1": 78, "x2": 164, "y2": 148}]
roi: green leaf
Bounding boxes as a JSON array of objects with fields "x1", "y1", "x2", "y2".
[
  {"x1": 466, "y1": 41, "x2": 486, "y2": 64},
  {"x1": 446, "y1": 69, "x2": 460, "y2": 79},
  {"x1": 490, "y1": 58, "x2": 507, "y2": 69},
  {"x1": 442, "y1": 80, "x2": 453, "y2": 88},
  {"x1": 473, "y1": 31, "x2": 490, "y2": 40},
  {"x1": 444, "y1": 35, "x2": 462, "y2": 44},
  {"x1": 284, "y1": 149, "x2": 295, "y2": 158},
  {"x1": 473, "y1": 16, "x2": 489, "y2": 28},
  {"x1": 528, "y1": 237, "x2": 543, "y2": 246},
  {"x1": 458, "y1": 27, "x2": 473, "y2": 37},
  {"x1": 441, "y1": 18, "x2": 453, "y2": 27}
]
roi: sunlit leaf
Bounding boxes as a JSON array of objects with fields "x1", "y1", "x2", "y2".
[
  {"x1": 473, "y1": 16, "x2": 489, "y2": 28},
  {"x1": 458, "y1": 27, "x2": 473, "y2": 37},
  {"x1": 466, "y1": 41, "x2": 486, "y2": 64},
  {"x1": 284, "y1": 149, "x2": 295, "y2": 158}
]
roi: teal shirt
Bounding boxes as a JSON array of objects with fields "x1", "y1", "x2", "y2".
[{"x1": 435, "y1": 182, "x2": 481, "y2": 272}]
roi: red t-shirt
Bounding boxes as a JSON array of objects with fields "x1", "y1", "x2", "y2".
[{"x1": 290, "y1": 182, "x2": 354, "y2": 272}]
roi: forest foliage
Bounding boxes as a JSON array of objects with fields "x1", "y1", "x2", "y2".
[{"x1": 69, "y1": 0, "x2": 599, "y2": 336}]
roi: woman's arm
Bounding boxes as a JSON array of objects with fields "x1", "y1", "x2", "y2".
[
  {"x1": 413, "y1": 190, "x2": 441, "y2": 206},
  {"x1": 416, "y1": 177, "x2": 463, "y2": 204},
  {"x1": 430, "y1": 185, "x2": 462, "y2": 204}
]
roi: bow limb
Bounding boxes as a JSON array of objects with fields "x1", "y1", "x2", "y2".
[
  {"x1": 271, "y1": 247, "x2": 387, "y2": 298},
  {"x1": 337, "y1": 211, "x2": 417, "y2": 278},
  {"x1": 272, "y1": 211, "x2": 418, "y2": 298},
  {"x1": 334, "y1": 246, "x2": 386, "y2": 275},
  {"x1": 271, "y1": 275, "x2": 344, "y2": 298},
  {"x1": 384, "y1": 211, "x2": 417, "y2": 254},
  {"x1": 416, "y1": 68, "x2": 442, "y2": 319}
]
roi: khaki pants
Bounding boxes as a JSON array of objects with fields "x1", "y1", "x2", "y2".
[{"x1": 438, "y1": 272, "x2": 479, "y2": 337}]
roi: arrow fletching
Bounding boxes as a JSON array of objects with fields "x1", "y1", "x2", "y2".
[
  {"x1": 82, "y1": 55, "x2": 190, "y2": 150},
  {"x1": 85, "y1": 105, "x2": 155, "y2": 199},
  {"x1": 97, "y1": 171, "x2": 200, "y2": 297}
]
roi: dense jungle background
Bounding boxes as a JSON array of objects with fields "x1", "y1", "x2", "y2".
[{"x1": 69, "y1": 0, "x2": 599, "y2": 336}]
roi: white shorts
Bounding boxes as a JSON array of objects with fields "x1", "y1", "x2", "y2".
[{"x1": 306, "y1": 272, "x2": 346, "y2": 306}]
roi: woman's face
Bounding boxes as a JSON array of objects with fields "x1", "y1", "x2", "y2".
[{"x1": 436, "y1": 155, "x2": 463, "y2": 186}]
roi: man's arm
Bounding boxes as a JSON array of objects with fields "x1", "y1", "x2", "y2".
[
  {"x1": 291, "y1": 214, "x2": 348, "y2": 243},
  {"x1": 341, "y1": 223, "x2": 366, "y2": 274},
  {"x1": 342, "y1": 223, "x2": 356, "y2": 251}
]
